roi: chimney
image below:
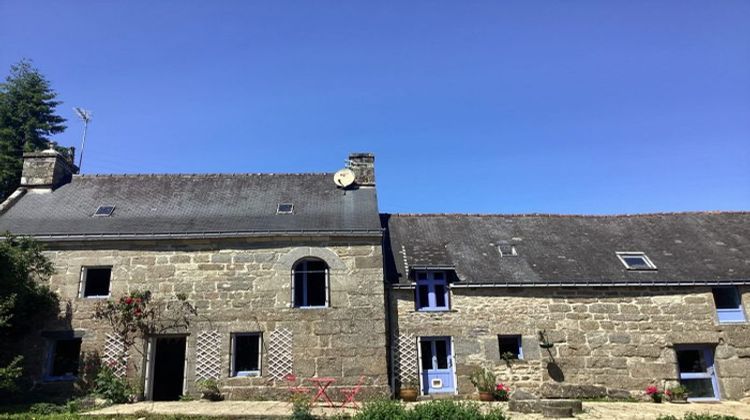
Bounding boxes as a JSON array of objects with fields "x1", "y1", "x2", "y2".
[
  {"x1": 348, "y1": 152, "x2": 375, "y2": 186},
  {"x1": 20, "y1": 146, "x2": 78, "y2": 190}
]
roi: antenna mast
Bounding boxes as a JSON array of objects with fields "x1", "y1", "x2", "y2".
[{"x1": 74, "y1": 107, "x2": 92, "y2": 170}]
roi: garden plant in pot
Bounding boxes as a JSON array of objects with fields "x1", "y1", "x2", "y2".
[
  {"x1": 469, "y1": 367, "x2": 496, "y2": 402},
  {"x1": 667, "y1": 384, "x2": 689, "y2": 403},
  {"x1": 399, "y1": 376, "x2": 419, "y2": 402},
  {"x1": 198, "y1": 379, "x2": 223, "y2": 401}
]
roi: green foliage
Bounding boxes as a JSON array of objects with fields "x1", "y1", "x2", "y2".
[
  {"x1": 197, "y1": 379, "x2": 222, "y2": 401},
  {"x1": 0, "y1": 234, "x2": 58, "y2": 392},
  {"x1": 93, "y1": 364, "x2": 132, "y2": 404},
  {"x1": 469, "y1": 367, "x2": 496, "y2": 393},
  {"x1": 289, "y1": 392, "x2": 314, "y2": 420},
  {"x1": 657, "y1": 414, "x2": 739, "y2": 420},
  {"x1": 352, "y1": 399, "x2": 507, "y2": 420},
  {"x1": 29, "y1": 403, "x2": 65, "y2": 415},
  {"x1": 0, "y1": 59, "x2": 68, "y2": 201}
]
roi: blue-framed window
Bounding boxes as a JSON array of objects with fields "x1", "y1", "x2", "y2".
[
  {"x1": 231, "y1": 333, "x2": 261, "y2": 377},
  {"x1": 46, "y1": 338, "x2": 82, "y2": 381},
  {"x1": 415, "y1": 271, "x2": 450, "y2": 311},
  {"x1": 712, "y1": 287, "x2": 746, "y2": 324},
  {"x1": 498, "y1": 335, "x2": 523, "y2": 360}
]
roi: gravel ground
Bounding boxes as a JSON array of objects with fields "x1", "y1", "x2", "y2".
[{"x1": 88, "y1": 400, "x2": 750, "y2": 419}]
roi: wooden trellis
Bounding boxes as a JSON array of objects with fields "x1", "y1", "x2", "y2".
[
  {"x1": 195, "y1": 330, "x2": 222, "y2": 380},
  {"x1": 267, "y1": 328, "x2": 293, "y2": 380}
]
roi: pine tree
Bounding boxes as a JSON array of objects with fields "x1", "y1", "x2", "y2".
[{"x1": 0, "y1": 59, "x2": 67, "y2": 201}]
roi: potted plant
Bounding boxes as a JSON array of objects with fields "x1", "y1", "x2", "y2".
[
  {"x1": 667, "y1": 384, "x2": 688, "y2": 403},
  {"x1": 399, "y1": 376, "x2": 419, "y2": 402},
  {"x1": 198, "y1": 379, "x2": 224, "y2": 401},
  {"x1": 645, "y1": 385, "x2": 664, "y2": 403},
  {"x1": 493, "y1": 383, "x2": 511, "y2": 401},
  {"x1": 469, "y1": 367, "x2": 496, "y2": 401}
]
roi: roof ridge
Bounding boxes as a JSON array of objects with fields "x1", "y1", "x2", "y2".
[
  {"x1": 73, "y1": 172, "x2": 334, "y2": 178},
  {"x1": 384, "y1": 211, "x2": 750, "y2": 218}
]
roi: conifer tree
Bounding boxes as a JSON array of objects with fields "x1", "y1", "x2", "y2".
[{"x1": 0, "y1": 59, "x2": 67, "y2": 201}]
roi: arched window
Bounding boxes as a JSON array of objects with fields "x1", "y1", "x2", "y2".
[{"x1": 292, "y1": 259, "x2": 329, "y2": 308}]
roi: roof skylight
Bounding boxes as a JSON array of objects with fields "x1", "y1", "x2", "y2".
[
  {"x1": 616, "y1": 252, "x2": 657, "y2": 271},
  {"x1": 93, "y1": 206, "x2": 115, "y2": 217},
  {"x1": 276, "y1": 203, "x2": 294, "y2": 214}
]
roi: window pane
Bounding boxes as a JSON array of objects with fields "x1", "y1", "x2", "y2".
[
  {"x1": 420, "y1": 341, "x2": 433, "y2": 370},
  {"x1": 713, "y1": 287, "x2": 741, "y2": 309},
  {"x1": 432, "y1": 272, "x2": 444, "y2": 280},
  {"x1": 434, "y1": 284, "x2": 446, "y2": 307},
  {"x1": 293, "y1": 271, "x2": 305, "y2": 306},
  {"x1": 51, "y1": 339, "x2": 81, "y2": 377},
  {"x1": 417, "y1": 272, "x2": 427, "y2": 281},
  {"x1": 306, "y1": 271, "x2": 326, "y2": 306},
  {"x1": 677, "y1": 349, "x2": 707, "y2": 373},
  {"x1": 417, "y1": 285, "x2": 429, "y2": 309},
  {"x1": 680, "y1": 378, "x2": 715, "y2": 399},
  {"x1": 305, "y1": 260, "x2": 327, "y2": 272},
  {"x1": 623, "y1": 256, "x2": 649, "y2": 269},
  {"x1": 435, "y1": 340, "x2": 448, "y2": 369},
  {"x1": 84, "y1": 268, "x2": 111, "y2": 297},
  {"x1": 234, "y1": 335, "x2": 260, "y2": 373},
  {"x1": 498, "y1": 335, "x2": 521, "y2": 359}
]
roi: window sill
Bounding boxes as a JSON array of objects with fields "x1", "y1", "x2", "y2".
[
  {"x1": 232, "y1": 372, "x2": 261, "y2": 378},
  {"x1": 80, "y1": 295, "x2": 110, "y2": 299},
  {"x1": 294, "y1": 306, "x2": 330, "y2": 310},
  {"x1": 44, "y1": 376, "x2": 78, "y2": 382},
  {"x1": 412, "y1": 309, "x2": 457, "y2": 313}
]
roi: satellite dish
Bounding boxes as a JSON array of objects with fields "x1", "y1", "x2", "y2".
[{"x1": 333, "y1": 168, "x2": 356, "y2": 188}]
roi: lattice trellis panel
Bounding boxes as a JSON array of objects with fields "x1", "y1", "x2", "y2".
[
  {"x1": 394, "y1": 333, "x2": 417, "y2": 382},
  {"x1": 103, "y1": 333, "x2": 128, "y2": 377},
  {"x1": 267, "y1": 328, "x2": 293, "y2": 380},
  {"x1": 195, "y1": 330, "x2": 222, "y2": 381}
]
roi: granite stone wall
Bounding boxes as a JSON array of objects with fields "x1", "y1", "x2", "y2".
[
  {"x1": 29, "y1": 238, "x2": 388, "y2": 400},
  {"x1": 389, "y1": 286, "x2": 750, "y2": 400}
]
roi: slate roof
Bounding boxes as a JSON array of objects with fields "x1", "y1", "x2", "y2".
[
  {"x1": 381, "y1": 212, "x2": 750, "y2": 286},
  {"x1": 0, "y1": 173, "x2": 381, "y2": 240}
]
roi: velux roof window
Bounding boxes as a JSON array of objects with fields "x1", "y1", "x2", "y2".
[
  {"x1": 616, "y1": 252, "x2": 657, "y2": 271},
  {"x1": 276, "y1": 203, "x2": 294, "y2": 214},
  {"x1": 93, "y1": 206, "x2": 115, "y2": 217}
]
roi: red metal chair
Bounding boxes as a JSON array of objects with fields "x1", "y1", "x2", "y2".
[
  {"x1": 339, "y1": 375, "x2": 366, "y2": 409},
  {"x1": 284, "y1": 373, "x2": 310, "y2": 395}
]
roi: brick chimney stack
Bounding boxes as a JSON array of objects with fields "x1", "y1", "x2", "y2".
[
  {"x1": 20, "y1": 146, "x2": 78, "y2": 191},
  {"x1": 348, "y1": 152, "x2": 375, "y2": 186}
]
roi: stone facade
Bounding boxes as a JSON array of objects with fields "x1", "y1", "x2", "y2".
[
  {"x1": 29, "y1": 238, "x2": 388, "y2": 399},
  {"x1": 389, "y1": 285, "x2": 750, "y2": 400}
]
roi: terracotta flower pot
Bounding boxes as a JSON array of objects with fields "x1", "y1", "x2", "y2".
[
  {"x1": 400, "y1": 388, "x2": 418, "y2": 402},
  {"x1": 479, "y1": 392, "x2": 494, "y2": 402}
]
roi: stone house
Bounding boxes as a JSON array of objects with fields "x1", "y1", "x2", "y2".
[
  {"x1": 382, "y1": 214, "x2": 750, "y2": 401},
  {"x1": 1, "y1": 149, "x2": 749, "y2": 402},
  {"x1": 0, "y1": 149, "x2": 388, "y2": 400}
]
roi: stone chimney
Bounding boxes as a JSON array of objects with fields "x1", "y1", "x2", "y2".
[
  {"x1": 348, "y1": 152, "x2": 375, "y2": 186},
  {"x1": 20, "y1": 146, "x2": 78, "y2": 190}
]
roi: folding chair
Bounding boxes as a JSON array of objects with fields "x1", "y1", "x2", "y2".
[
  {"x1": 340, "y1": 375, "x2": 366, "y2": 409},
  {"x1": 284, "y1": 373, "x2": 310, "y2": 395}
]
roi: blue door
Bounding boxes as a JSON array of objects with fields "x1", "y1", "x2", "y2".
[
  {"x1": 420, "y1": 337, "x2": 455, "y2": 394},
  {"x1": 676, "y1": 346, "x2": 720, "y2": 401}
]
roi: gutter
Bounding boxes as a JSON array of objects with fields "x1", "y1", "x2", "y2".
[
  {"x1": 5, "y1": 228, "x2": 384, "y2": 242},
  {"x1": 389, "y1": 279, "x2": 750, "y2": 289}
]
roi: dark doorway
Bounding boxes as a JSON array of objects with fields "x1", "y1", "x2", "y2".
[{"x1": 151, "y1": 336, "x2": 186, "y2": 401}]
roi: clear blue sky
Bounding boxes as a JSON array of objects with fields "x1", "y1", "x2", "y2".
[{"x1": 1, "y1": 1, "x2": 748, "y2": 214}]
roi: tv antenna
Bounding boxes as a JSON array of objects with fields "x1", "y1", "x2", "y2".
[{"x1": 74, "y1": 107, "x2": 92, "y2": 170}]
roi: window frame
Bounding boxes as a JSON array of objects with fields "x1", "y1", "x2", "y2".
[
  {"x1": 615, "y1": 252, "x2": 657, "y2": 271},
  {"x1": 45, "y1": 337, "x2": 82, "y2": 382},
  {"x1": 498, "y1": 335, "x2": 524, "y2": 360},
  {"x1": 712, "y1": 286, "x2": 746, "y2": 324},
  {"x1": 79, "y1": 266, "x2": 113, "y2": 298},
  {"x1": 276, "y1": 203, "x2": 294, "y2": 214},
  {"x1": 230, "y1": 332, "x2": 262, "y2": 377},
  {"x1": 291, "y1": 258, "x2": 330, "y2": 308},
  {"x1": 415, "y1": 271, "x2": 450, "y2": 312}
]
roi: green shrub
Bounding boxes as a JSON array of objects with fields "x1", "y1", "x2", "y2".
[
  {"x1": 289, "y1": 392, "x2": 314, "y2": 420},
  {"x1": 354, "y1": 398, "x2": 408, "y2": 420},
  {"x1": 93, "y1": 364, "x2": 133, "y2": 403},
  {"x1": 29, "y1": 402, "x2": 65, "y2": 415}
]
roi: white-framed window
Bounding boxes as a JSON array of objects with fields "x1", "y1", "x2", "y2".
[
  {"x1": 498, "y1": 335, "x2": 523, "y2": 360},
  {"x1": 292, "y1": 259, "x2": 329, "y2": 308},
  {"x1": 230, "y1": 333, "x2": 261, "y2": 377},
  {"x1": 712, "y1": 287, "x2": 746, "y2": 324},
  {"x1": 80, "y1": 266, "x2": 112, "y2": 298},
  {"x1": 415, "y1": 271, "x2": 450, "y2": 311},
  {"x1": 616, "y1": 252, "x2": 657, "y2": 271},
  {"x1": 46, "y1": 337, "x2": 82, "y2": 381}
]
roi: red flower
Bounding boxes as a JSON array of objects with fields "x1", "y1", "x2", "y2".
[
  {"x1": 125, "y1": 297, "x2": 133, "y2": 305},
  {"x1": 645, "y1": 385, "x2": 659, "y2": 395}
]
